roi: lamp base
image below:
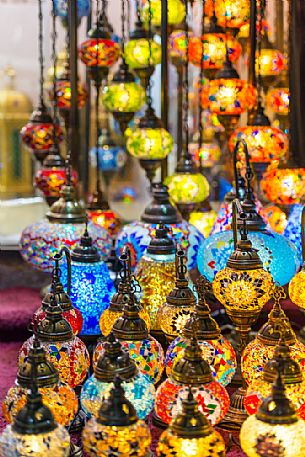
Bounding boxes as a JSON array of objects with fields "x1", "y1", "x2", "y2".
[
  {"x1": 151, "y1": 409, "x2": 168, "y2": 429},
  {"x1": 218, "y1": 387, "x2": 248, "y2": 431}
]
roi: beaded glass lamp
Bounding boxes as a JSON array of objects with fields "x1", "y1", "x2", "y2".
[
  {"x1": 134, "y1": 224, "x2": 177, "y2": 331},
  {"x1": 60, "y1": 224, "x2": 115, "y2": 337},
  {"x1": 244, "y1": 341, "x2": 305, "y2": 420},
  {"x1": 241, "y1": 373, "x2": 305, "y2": 457},
  {"x1": 242, "y1": 286, "x2": 305, "y2": 385},
  {"x1": 3, "y1": 337, "x2": 78, "y2": 427},
  {"x1": 0, "y1": 383, "x2": 70, "y2": 457},
  {"x1": 82, "y1": 377, "x2": 151, "y2": 457},
  {"x1": 19, "y1": 299, "x2": 90, "y2": 388},
  {"x1": 117, "y1": 183, "x2": 204, "y2": 271},
  {"x1": 81, "y1": 333, "x2": 155, "y2": 420},
  {"x1": 157, "y1": 247, "x2": 196, "y2": 342},
  {"x1": 165, "y1": 276, "x2": 236, "y2": 387},
  {"x1": 156, "y1": 389, "x2": 226, "y2": 457},
  {"x1": 155, "y1": 337, "x2": 230, "y2": 426}
]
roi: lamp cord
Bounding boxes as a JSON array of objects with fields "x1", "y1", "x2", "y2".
[
  {"x1": 198, "y1": 0, "x2": 206, "y2": 165},
  {"x1": 121, "y1": 0, "x2": 126, "y2": 54},
  {"x1": 181, "y1": 0, "x2": 189, "y2": 160},
  {"x1": 51, "y1": 0, "x2": 59, "y2": 148},
  {"x1": 38, "y1": 0, "x2": 45, "y2": 107},
  {"x1": 257, "y1": 0, "x2": 265, "y2": 106},
  {"x1": 147, "y1": 0, "x2": 153, "y2": 108},
  {"x1": 95, "y1": 0, "x2": 101, "y2": 193}
]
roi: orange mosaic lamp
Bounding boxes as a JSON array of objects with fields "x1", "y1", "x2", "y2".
[{"x1": 214, "y1": 0, "x2": 250, "y2": 29}]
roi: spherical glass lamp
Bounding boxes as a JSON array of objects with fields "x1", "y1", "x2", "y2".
[
  {"x1": 3, "y1": 337, "x2": 78, "y2": 427},
  {"x1": 0, "y1": 384, "x2": 70, "y2": 457},
  {"x1": 168, "y1": 30, "x2": 191, "y2": 67},
  {"x1": 241, "y1": 287, "x2": 305, "y2": 385},
  {"x1": 264, "y1": 204, "x2": 288, "y2": 234},
  {"x1": 49, "y1": 66, "x2": 87, "y2": 113},
  {"x1": 241, "y1": 372, "x2": 305, "y2": 457},
  {"x1": 117, "y1": 183, "x2": 204, "y2": 272},
  {"x1": 189, "y1": 136, "x2": 221, "y2": 170},
  {"x1": 215, "y1": 0, "x2": 250, "y2": 29},
  {"x1": 91, "y1": 127, "x2": 126, "y2": 175},
  {"x1": 165, "y1": 275, "x2": 237, "y2": 387},
  {"x1": 20, "y1": 105, "x2": 63, "y2": 163},
  {"x1": 20, "y1": 182, "x2": 112, "y2": 272},
  {"x1": 156, "y1": 388, "x2": 226, "y2": 457},
  {"x1": 134, "y1": 224, "x2": 177, "y2": 331},
  {"x1": 283, "y1": 205, "x2": 303, "y2": 261},
  {"x1": 96, "y1": 297, "x2": 164, "y2": 384},
  {"x1": 157, "y1": 247, "x2": 196, "y2": 342},
  {"x1": 155, "y1": 337, "x2": 230, "y2": 426},
  {"x1": 19, "y1": 300, "x2": 90, "y2": 388},
  {"x1": 82, "y1": 377, "x2": 151, "y2": 457},
  {"x1": 244, "y1": 341, "x2": 305, "y2": 419},
  {"x1": 267, "y1": 86, "x2": 289, "y2": 116},
  {"x1": 54, "y1": 0, "x2": 90, "y2": 17},
  {"x1": 165, "y1": 168, "x2": 210, "y2": 206},
  {"x1": 81, "y1": 333, "x2": 155, "y2": 420},
  {"x1": 188, "y1": 208, "x2": 217, "y2": 238},
  {"x1": 60, "y1": 225, "x2": 115, "y2": 336},
  {"x1": 140, "y1": 0, "x2": 186, "y2": 27}
]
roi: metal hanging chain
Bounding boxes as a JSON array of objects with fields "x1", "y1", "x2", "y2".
[
  {"x1": 257, "y1": 0, "x2": 265, "y2": 105},
  {"x1": 136, "y1": 0, "x2": 141, "y2": 22},
  {"x1": 147, "y1": 0, "x2": 153, "y2": 108},
  {"x1": 51, "y1": 0, "x2": 59, "y2": 147},
  {"x1": 198, "y1": 0, "x2": 206, "y2": 162},
  {"x1": 182, "y1": 0, "x2": 189, "y2": 158},
  {"x1": 95, "y1": 0, "x2": 102, "y2": 192},
  {"x1": 121, "y1": 0, "x2": 126, "y2": 54},
  {"x1": 38, "y1": 0, "x2": 45, "y2": 107}
]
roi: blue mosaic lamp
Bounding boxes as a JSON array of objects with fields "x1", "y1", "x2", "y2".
[
  {"x1": 61, "y1": 223, "x2": 115, "y2": 336},
  {"x1": 283, "y1": 204, "x2": 304, "y2": 262},
  {"x1": 198, "y1": 141, "x2": 300, "y2": 286},
  {"x1": 54, "y1": 0, "x2": 90, "y2": 17},
  {"x1": 81, "y1": 333, "x2": 155, "y2": 420},
  {"x1": 116, "y1": 183, "x2": 204, "y2": 271}
]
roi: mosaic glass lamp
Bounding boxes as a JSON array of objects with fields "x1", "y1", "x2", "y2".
[
  {"x1": 214, "y1": 0, "x2": 250, "y2": 29},
  {"x1": 244, "y1": 340, "x2": 305, "y2": 420},
  {"x1": 20, "y1": 174, "x2": 112, "y2": 273},
  {"x1": 168, "y1": 29, "x2": 192, "y2": 67},
  {"x1": 95, "y1": 295, "x2": 164, "y2": 384},
  {"x1": 241, "y1": 372, "x2": 305, "y2": 457},
  {"x1": 289, "y1": 206, "x2": 305, "y2": 306},
  {"x1": 165, "y1": 276, "x2": 237, "y2": 387},
  {"x1": 54, "y1": 0, "x2": 90, "y2": 18},
  {"x1": 3, "y1": 337, "x2": 78, "y2": 427},
  {"x1": 264, "y1": 204, "x2": 288, "y2": 234},
  {"x1": 266, "y1": 75, "x2": 289, "y2": 116},
  {"x1": 155, "y1": 336, "x2": 230, "y2": 426},
  {"x1": 156, "y1": 388, "x2": 226, "y2": 457},
  {"x1": 140, "y1": 0, "x2": 186, "y2": 27},
  {"x1": 283, "y1": 204, "x2": 303, "y2": 261},
  {"x1": 116, "y1": 183, "x2": 204, "y2": 271},
  {"x1": 157, "y1": 247, "x2": 196, "y2": 342},
  {"x1": 99, "y1": 246, "x2": 151, "y2": 337},
  {"x1": 0, "y1": 383, "x2": 70, "y2": 457},
  {"x1": 188, "y1": 207, "x2": 217, "y2": 238},
  {"x1": 90, "y1": 126, "x2": 126, "y2": 175},
  {"x1": 82, "y1": 377, "x2": 151, "y2": 457},
  {"x1": 134, "y1": 224, "x2": 177, "y2": 331},
  {"x1": 189, "y1": 134, "x2": 221, "y2": 170},
  {"x1": 81, "y1": 333, "x2": 155, "y2": 420},
  {"x1": 60, "y1": 224, "x2": 115, "y2": 337},
  {"x1": 242, "y1": 286, "x2": 305, "y2": 385},
  {"x1": 19, "y1": 298, "x2": 90, "y2": 388}
]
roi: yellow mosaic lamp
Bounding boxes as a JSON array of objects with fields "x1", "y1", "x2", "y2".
[
  {"x1": 157, "y1": 247, "x2": 196, "y2": 342},
  {"x1": 141, "y1": 0, "x2": 186, "y2": 27},
  {"x1": 289, "y1": 207, "x2": 305, "y2": 309},
  {"x1": 241, "y1": 372, "x2": 305, "y2": 457},
  {"x1": 215, "y1": 0, "x2": 250, "y2": 30},
  {"x1": 156, "y1": 389, "x2": 226, "y2": 457}
]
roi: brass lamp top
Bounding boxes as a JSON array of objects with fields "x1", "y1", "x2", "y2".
[
  {"x1": 171, "y1": 389, "x2": 212, "y2": 438},
  {"x1": 97, "y1": 376, "x2": 138, "y2": 427},
  {"x1": 46, "y1": 181, "x2": 86, "y2": 224},
  {"x1": 36, "y1": 297, "x2": 73, "y2": 343},
  {"x1": 146, "y1": 223, "x2": 176, "y2": 256},
  {"x1": 257, "y1": 373, "x2": 298, "y2": 425},
  {"x1": 70, "y1": 224, "x2": 100, "y2": 263},
  {"x1": 183, "y1": 277, "x2": 220, "y2": 340},
  {"x1": 166, "y1": 248, "x2": 196, "y2": 307},
  {"x1": 171, "y1": 337, "x2": 213, "y2": 385},
  {"x1": 112, "y1": 296, "x2": 149, "y2": 341},
  {"x1": 94, "y1": 332, "x2": 138, "y2": 382},
  {"x1": 263, "y1": 341, "x2": 303, "y2": 385},
  {"x1": 17, "y1": 337, "x2": 59, "y2": 388}
]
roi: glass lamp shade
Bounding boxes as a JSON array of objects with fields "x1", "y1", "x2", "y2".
[
  {"x1": 32, "y1": 306, "x2": 83, "y2": 336},
  {"x1": 198, "y1": 230, "x2": 300, "y2": 285},
  {"x1": 20, "y1": 122, "x2": 63, "y2": 155},
  {"x1": 189, "y1": 140, "x2": 221, "y2": 169},
  {"x1": 117, "y1": 221, "x2": 204, "y2": 271},
  {"x1": 2, "y1": 383, "x2": 78, "y2": 427},
  {"x1": 99, "y1": 305, "x2": 150, "y2": 337},
  {"x1": 165, "y1": 173, "x2": 210, "y2": 205},
  {"x1": 189, "y1": 210, "x2": 217, "y2": 238},
  {"x1": 125, "y1": 126, "x2": 174, "y2": 160},
  {"x1": 20, "y1": 220, "x2": 111, "y2": 272},
  {"x1": 165, "y1": 335, "x2": 236, "y2": 387},
  {"x1": 240, "y1": 413, "x2": 305, "y2": 457},
  {"x1": 79, "y1": 38, "x2": 121, "y2": 69},
  {"x1": 201, "y1": 78, "x2": 256, "y2": 116},
  {"x1": 214, "y1": 0, "x2": 250, "y2": 29},
  {"x1": 140, "y1": 0, "x2": 186, "y2": 26},
  {"x1": 19, "y1": 335, "x2": 90, "y2": 388},
  {"x1": 134, "y1": 252, "x2": 176, "y2": 330},
  {"x1": 87, "y1": 209, "x2": 121, "y2": 237},
  {"x1": 83, "y1": 415, "x2": 151, "y2": 457},
  {"x1": 229, "y1": 125, "x2": 288, "y2": 164},
  {"x1": 261, "y1": 164, "x2": 305, "y2": 206},
  {"x1": 289, "y1": 270, "x2": 305, "y2": 311},
  {"x1": 264, "y1": 204, "x2": 288, "y2": 234},
  {"x1": 91, "y1": 144, "x2": 126, "y2": 173},
  {"x1": 80, "y1": 373, "x2": 155, "y2": 420},
  {"x1": 0, "y1": 424, "x2": 70, "y2": 457},
  {"x1": 155, "y1": 377, "x2": 229, "y2": 426},
  {"x1": 255, "y1": 48, "x2": 286, "y2": 77},
  {"x1": 50, "y1": 80, "x2": 87, "y2": 111},
  {"x1": 124, "y1": 39, "x2": 162, "y2": 69},
  {"x1": 102, "y1": 81, "x2": 145, "y2": 113},
  {"x1": 168, "y1": 30, "x2": 192, "y2": 66},
  {"x1": 267, "y1": 87, "x2": 290, "y2": 115},
  {"x1": 283, "y1": 204, "x2": 303, "y2": 261},
  {"x1": 34, "y1": 167, "x2": 78, "y2": 200},
  {"x1": 54, "y1": 0, "x2": 90, "y2": 17},
  {"x1": 188, "y1": 33, "x2": 242, "y2": 70}
]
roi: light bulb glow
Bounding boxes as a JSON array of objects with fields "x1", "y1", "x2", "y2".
[
  {"x1": 126, "y1": 127, "x2": 174, "y2": 160},
  {"x1": 255, "y1": 49, "x2": 286, "y2": 77},
  {"x1": 124, "y1": 39, "x2": 161, "y2": 68},
  {"x1": 165, "y1": 173, "x2": 210, "y2": 205},
  {"x1": 102, "y1": 82, "x2": 145, "y2": 113},
  {"x1": 215, "y1": 0, "x2": 250, "y2": 29},
  {"x1": 261, "y1": 165, "x2": 305, "y2": 205},
  {"x1": 141, "y1": 0, "x2": 186, "y2": 26}
]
